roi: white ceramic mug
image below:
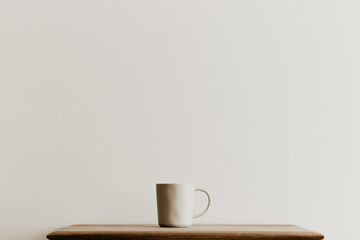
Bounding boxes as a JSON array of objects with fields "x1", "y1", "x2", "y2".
[{"x1": 156, "y1": 183, "x2": 211, "y2": 227}]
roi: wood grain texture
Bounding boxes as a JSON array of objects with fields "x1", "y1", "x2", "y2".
[{"x1": 47, "y1": 224, "x2": 324, "y2": 240}]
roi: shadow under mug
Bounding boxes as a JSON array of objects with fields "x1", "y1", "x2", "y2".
[{"x1": 156, "y1": 183, "x2": 211, "y2": 227}]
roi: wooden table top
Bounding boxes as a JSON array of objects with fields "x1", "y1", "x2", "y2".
[{"x1": 47, "y1": 224, "x2": 324, "y2": 240}]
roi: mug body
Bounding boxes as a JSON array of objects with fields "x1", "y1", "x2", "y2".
[{"x1": 156, "y1": 183, "x2": 194, "y2": 227}]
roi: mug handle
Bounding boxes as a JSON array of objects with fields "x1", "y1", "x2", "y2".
[{"x1": 193, "y1": 188, "x2": 211, "y2": 218}]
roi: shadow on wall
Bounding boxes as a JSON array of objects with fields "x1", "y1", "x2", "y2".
[{"x1": 21, "y1": 230, "x2": 52, "y2": 240}]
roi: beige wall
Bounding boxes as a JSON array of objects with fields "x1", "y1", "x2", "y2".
[{"x1": 1, "y1": 1, "x2": 359, "y2": 240}]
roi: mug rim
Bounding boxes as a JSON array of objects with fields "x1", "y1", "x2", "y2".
[{"x1": 156, "y1": 183, "x2": 194, "y2": 186}]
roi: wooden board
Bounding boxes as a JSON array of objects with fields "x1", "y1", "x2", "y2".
[{"x1": 47, "y1": 224, "x2": 324, "y2": 240}]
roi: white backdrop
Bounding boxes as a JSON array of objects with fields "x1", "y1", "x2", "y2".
[{"x1": 1, "y1": 1, "x2": 359, "y2": 240}]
